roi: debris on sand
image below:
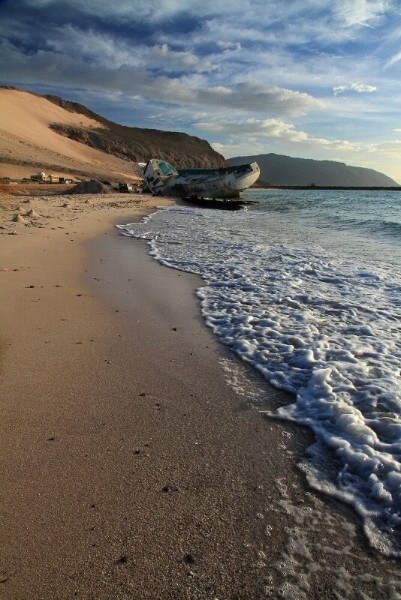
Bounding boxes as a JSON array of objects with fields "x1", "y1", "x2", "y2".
[
  {"x1": 68, "y1": 180, "x2": 114, "y2": 195},
  {"x1": 12, "y1": 213, "x2": 26, "y2": 223}
]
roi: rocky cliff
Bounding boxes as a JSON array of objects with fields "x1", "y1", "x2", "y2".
[{"x1": 45, "y1": 95, "x2": 226, "y2": 169}]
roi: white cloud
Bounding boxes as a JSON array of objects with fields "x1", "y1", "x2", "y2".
[
  {"x1": 198, "y1": 82, "x2": 322, "y2": 116},
  {"x1": 47, "y1": 26, "x2": 138, "y2": 68},
  {"x1": 332, "y1": 0, "x2": 391, "y2": 28},
  {"x1": 333, "y1": 82, "x2": 378, "y2": 95},
  {"x1": 194, "y1": 116, "x2": 369, "y2": 152},
  {"x1": 148, "y1": 44, "x2": 218, "y2": 73},
  {"x1": 44, "y1": 27, "x2": 217, "y2": 74},
  {"x1": 385, "y1": 50, "x2": 401, "y2": 69},
  {"x1": 0, "y1": 38, "x2": 322, "y2": 117},
  {"x1": 216, "y1": 41, "x2": 242, "y2": 54},
  {"x1": 194, "y1": 118, "x2": 305, "y2": 141}
]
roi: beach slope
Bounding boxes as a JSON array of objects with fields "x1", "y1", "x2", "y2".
[{"x1": 1, "y1": 190, "x2": 400, "y2": 599}]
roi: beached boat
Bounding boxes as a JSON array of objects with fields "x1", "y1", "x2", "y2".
[{"x1": 140, "y1": 159, "x2": 260, "y2": 199}]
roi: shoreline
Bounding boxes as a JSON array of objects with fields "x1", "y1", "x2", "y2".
[
  {"x1": 253, "y1": 185, "x2": 401, "y2": 191},
  {"x1": 1, "y1": 191, "x2": 400, "y2": 598}
]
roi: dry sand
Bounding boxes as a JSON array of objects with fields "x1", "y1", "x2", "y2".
[
  {"x1": 1, "y1": 187, "x2": 401, "y2": 599},
  {"x1": 0, "y1": 88, "x2": 139, "y2": 181}
]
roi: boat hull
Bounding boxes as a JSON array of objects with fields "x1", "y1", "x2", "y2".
[{"x1": 142, "y1": 159, "x2": 260, "y2": 199}]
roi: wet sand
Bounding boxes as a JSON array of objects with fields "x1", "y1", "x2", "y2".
[{"x1": 1, "y1": 190, "x2": 400, "y2": 599}]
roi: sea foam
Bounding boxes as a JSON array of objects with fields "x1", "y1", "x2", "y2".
[{"x1": 117, "y1": 196, "x2": 401, "y2": 556}]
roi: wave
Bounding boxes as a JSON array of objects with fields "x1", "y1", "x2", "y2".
[{"x1": 118, "y1": 199, "x2": 401, "y2": 556}]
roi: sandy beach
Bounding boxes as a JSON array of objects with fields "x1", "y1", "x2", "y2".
[{"x1": 1, "y1": 187, "x2": 401, "y2": 599}]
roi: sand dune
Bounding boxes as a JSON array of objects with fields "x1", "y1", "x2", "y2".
[{"x1": 0, "y1": 88, "x2": 139, "y2": 181}]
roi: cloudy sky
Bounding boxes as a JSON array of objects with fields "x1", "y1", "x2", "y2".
[{"x1": 1, "y1": 0, "x2": 401, "y2": 183}]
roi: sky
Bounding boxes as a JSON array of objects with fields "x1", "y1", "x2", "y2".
[{"x1": 1, "y1": 0, "x2": 401, "y2": 183}]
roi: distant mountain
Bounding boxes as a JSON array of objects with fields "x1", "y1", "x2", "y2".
[{"x1": 228, "y1": 153, "x2": 400, "y2": 188}]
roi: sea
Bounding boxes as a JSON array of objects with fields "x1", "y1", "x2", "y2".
[{"x1": 117, "y1": 188, "x2": 401, "y2": 558}]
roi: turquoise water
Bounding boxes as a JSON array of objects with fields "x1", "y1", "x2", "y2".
[{"x1": 245, "y1": 188, "x2": 401, "y2": 266}]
